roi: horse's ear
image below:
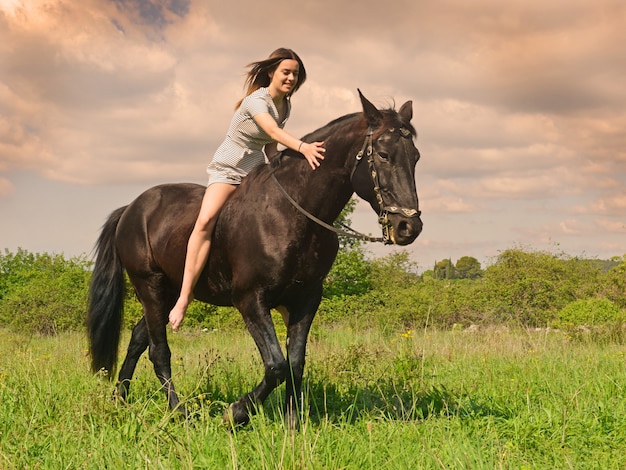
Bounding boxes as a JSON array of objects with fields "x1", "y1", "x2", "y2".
[
  {"x1": 358, "y1": 89, "x2": 383, "y2": 129},
  {"x1": 399, "y1": 100, "x2": 413, "y2": 122}
]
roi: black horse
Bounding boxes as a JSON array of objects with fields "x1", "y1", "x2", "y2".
[{"x1": 87, "y1": 91, "x2": 422, "y2": 428}]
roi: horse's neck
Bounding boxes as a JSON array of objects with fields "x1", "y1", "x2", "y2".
[
  {"x1": 234, "y1": 117, "x2": 364, "y2": 223},
  {"x1": 280, "y1": 135, "x2": 358, "y2": 222},
  {"x1": 308, "y1": 167, "x2": 353, "y2": 221}
]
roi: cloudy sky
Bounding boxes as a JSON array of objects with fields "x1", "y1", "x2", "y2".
[{"x1": 1, "y1": 0, "x2": 625, "y2": 271}]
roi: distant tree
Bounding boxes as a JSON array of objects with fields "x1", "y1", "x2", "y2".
[
  {"x1": 455, "y1": 256, "x2": 483, "y2": 279},
  {"x1": 421, "y1": 269, "x2": 434, "y2": 280},
  {"x1": 434, "y1": 258, "x2": 456, "y2": 280}
]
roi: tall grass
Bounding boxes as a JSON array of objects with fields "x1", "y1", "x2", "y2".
[{"x1": 1, "y1": 324, "x2": 625, "y2": 469}]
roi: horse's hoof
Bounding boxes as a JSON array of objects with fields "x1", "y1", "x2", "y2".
[
  {"x1": 112, "y1": 386, "x2": 128, "y2": 405},
  {"x1": 114, "y1": 380, "x2": 130, "y2": 402},
  {"x1": 222, "y1": 402, "x2": 250, "y2": 429},
  {"x1": 173, "y1": 403, "x2": 189, "y2": 420}
]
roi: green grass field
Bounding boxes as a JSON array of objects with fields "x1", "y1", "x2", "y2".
[{"x1": 1, "y1": 323, "x2": 625, "y2": 469}]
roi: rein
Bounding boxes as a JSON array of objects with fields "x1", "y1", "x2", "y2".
[{"x1": 271, "y1": 127, "x2": 420, "y2": 244}]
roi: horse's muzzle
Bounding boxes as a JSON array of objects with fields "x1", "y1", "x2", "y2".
[
  {"x1": 391, "y1": 217, "x2": 422, "y2": 245},
  {"x1": 380, "y1": 208, "x2": 422, "y2": 245}
]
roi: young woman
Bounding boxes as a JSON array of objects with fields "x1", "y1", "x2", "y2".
[{"x1": 169, "y1": 48, "x2": 325, "y2": 330}]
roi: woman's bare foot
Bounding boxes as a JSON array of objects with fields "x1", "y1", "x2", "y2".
[{"x1": 169, "y1": 299, "x2": 188, "y2": 330}]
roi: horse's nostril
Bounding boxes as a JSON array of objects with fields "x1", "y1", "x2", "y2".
[
  {"x1": 398, "y1": 221, "x2": 413, "y2": 237},
  {"x1": 394, "y1": 218, "x2": 422, "y2": 244}
]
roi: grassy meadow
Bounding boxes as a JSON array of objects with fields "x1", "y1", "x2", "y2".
[{"x1": 1, "y1": 322, "x2": 626, "y2": 469}]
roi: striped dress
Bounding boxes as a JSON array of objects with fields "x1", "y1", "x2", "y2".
[{"x1": 206, "y1": 87, "x2": 291, "y2": 186}]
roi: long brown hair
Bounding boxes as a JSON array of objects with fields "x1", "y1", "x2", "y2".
[{"x1": 235, "y1": 48, "x2": 307, "y2": 109}]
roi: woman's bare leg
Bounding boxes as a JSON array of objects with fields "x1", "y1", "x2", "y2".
[{"x1": 169, "y1": 183, "x2": 238, "y2": 330}]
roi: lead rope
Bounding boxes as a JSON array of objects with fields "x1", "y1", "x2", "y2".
[{"x1": 270, "y1": 172, "x2": 385, "y2": 243}]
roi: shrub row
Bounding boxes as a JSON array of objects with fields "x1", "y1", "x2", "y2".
[{"x1": 0, "y1": 248, "x2": 624, "y2": 335}]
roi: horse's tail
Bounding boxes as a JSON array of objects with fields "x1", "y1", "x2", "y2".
[{"x1": 87, "y1": 206, "x2": 128, "y2": 379}]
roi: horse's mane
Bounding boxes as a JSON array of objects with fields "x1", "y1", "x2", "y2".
[
  {"x1": 312, "y1": 106, "x2": 416, "y2": 139},
  {"x1": 268, "y1": 105, "x2": 415, "y2": 170}
]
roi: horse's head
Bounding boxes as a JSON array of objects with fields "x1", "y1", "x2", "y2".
[{"x1": 351, "y1": 90, "x2": 423, "y2": 245}]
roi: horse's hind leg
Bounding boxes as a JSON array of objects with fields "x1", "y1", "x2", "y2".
[
  {"x1": 115, "y1": 317, "x2": 149, "y2": 401},
  {"x1": 132, "y1": 277, "x2": 186, "y2": 415}
]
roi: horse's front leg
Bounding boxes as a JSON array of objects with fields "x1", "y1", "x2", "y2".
[
  {"x1": 225, "y1": 296, "x2": 288, "y2": 427},
  {"x1": 282, "y1": 289, "x2": 321, "y2": 430}
]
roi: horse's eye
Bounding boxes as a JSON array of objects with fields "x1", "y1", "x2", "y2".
[{"x1": 378, "y1": 152, "x2": 389, "y2": 161}]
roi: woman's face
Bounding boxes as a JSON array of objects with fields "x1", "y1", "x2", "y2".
[{"x1": 269, "y1": 59, "x2": 299, "y2": 96}]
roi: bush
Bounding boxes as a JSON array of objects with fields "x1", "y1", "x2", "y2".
[
  {"x1": 475, "y1": 248, "x2": 605, "y2": 326},
  {"x1": 601, "y1": 255, "x2": 626, "y2": 309},
  {"x1": 557, "y1": 298, "x2": 624, "y2": 327},
  {"x1": 2, "y1": 247, "x2": 625, "y2": 335},
  {"x1": 184, "y1": 303, "x2": 243, "y2": 331},
  {"x1": 317, "y1": 249, "x2": 626, "y2": 331},
  {"x1": 323, "y1": 247, "x2": 372, "y2": 298},
  {"x1": 119, "y1": 276, "x2": 243, "y2": 332},
  {"x1": 369, "y1": 251, "x2": 420, "y2": 290},
  {"x1": 0, "y1": 250, "x2": 91, "y2": 335}
]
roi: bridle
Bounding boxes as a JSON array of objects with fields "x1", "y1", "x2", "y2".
[{"x1": 271, "y1": 127, "x2": 421, "y2": 244}]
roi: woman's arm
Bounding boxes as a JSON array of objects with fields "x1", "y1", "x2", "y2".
[{"x1": 253, "y1": 112, "x2": 325, "y2": 170}]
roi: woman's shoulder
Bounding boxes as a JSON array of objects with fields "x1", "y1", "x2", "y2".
[
  {"x1": 241, "y1": 87, "x2": 273, "y2": 114},
  {"x1": 244, "y1": 87, "x2": 270, "y2": 102},
  {"x1": 253, "y1": 87, "x2": 270, "y2": 96}
]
